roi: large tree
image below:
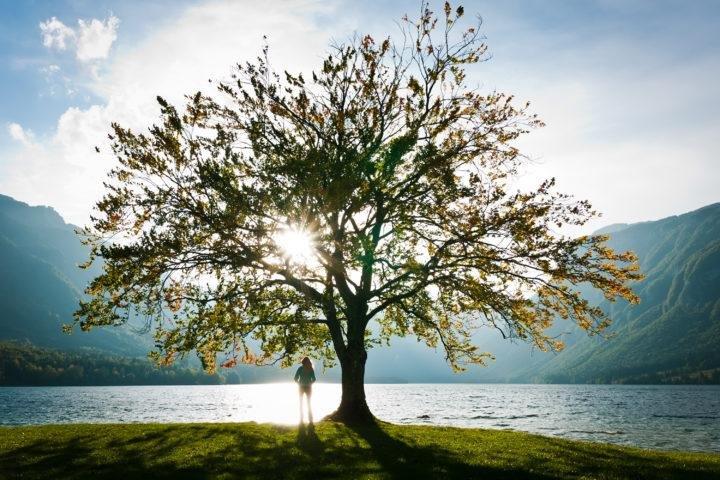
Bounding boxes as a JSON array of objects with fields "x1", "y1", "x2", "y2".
[{"x1": 72, "y1": 3, "x2": 641, "y2": 423}]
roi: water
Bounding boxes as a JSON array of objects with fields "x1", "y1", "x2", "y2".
[{"x1": 1, "y1": 384, "x2": 718, "y2": 452}]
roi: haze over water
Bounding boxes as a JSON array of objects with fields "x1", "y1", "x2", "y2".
[{"x1": 2, "y1": 384, "x2": 718, "y2": 452}]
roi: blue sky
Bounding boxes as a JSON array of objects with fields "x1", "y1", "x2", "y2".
[
  {"x1": 1, "y1": 0, "x2": 719, "y2": 230},
  {"x1": 0, "y1": 0, "x2": 194, "y2": 132}
]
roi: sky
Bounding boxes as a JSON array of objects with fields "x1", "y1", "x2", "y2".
[{"x1": 1, "y1": 0, "x2": 719, "y2": 232}]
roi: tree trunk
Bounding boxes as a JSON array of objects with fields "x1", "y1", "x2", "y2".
[{"x1": 326, "y1": 344, "x2": 375, "y2": 424}]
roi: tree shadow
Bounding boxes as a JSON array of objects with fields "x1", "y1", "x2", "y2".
[
  {"x1": 1, "y1": 424, "x2": 309, "y2": 480},
  {"x1": 344, "y1": 420, "x2": 554, "y2": 480},
  {"x1": 0, "y1": 422, "x2": 533, "y2": 480},
  {"x1": 342, "y1": 421, "x2": 720, "y2": 480},
  {"x1": 1, "y1": 423, "x2": 718, "y2": 480},
  {"x1": 533, "y1": 436, "x2": 720, "y2": 480}
]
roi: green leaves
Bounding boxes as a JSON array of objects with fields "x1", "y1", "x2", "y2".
[{"x1": 73, "y1": 2, "x2": 640, "y2": 376}]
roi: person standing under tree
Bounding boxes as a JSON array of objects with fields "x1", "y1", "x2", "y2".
[{"x1": 294, "y1": 357, "x2": 316, "y2": 425}]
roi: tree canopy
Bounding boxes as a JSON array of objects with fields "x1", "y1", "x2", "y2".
[{"x1": 72, "y1": 2, "x2": 641, "y2": 422}]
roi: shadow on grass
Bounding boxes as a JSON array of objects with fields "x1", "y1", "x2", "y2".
[
  {"x1": 297, "y1": 422, "x2": 324, "y2": 456},
  {"x1": 345, "y1": 420, "x2": 556, "y2": 480},
  {"x1": 1, "y1": 423, "x2": 718, "y2": 480},
  {"x1": 528, "y1": 435, "x2": 720, "y2": 480},
  {"x1": 2, "y1": 424, "x2": 301, "y2": 480}
]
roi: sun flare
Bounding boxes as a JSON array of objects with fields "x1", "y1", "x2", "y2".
[{"x1": 275, "y1": 227, "x2": 315, "y2": 264}]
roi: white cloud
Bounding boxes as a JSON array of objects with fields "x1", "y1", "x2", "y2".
[
  {"x1": 4, "y1": 0, "x2": 343, "y2": 226},
  {"x1": 12, "y1": 1, "x2": 719, "y2": 231},
  {"x1": 39, "y1": 17, "x2": 75, "y2": 50},
  {"x1": 460, "y1": 6, "x2": 720, "y2": 234},
  {"x1": 7, "y1": 123, "x2": 35, "y2": 147},
  {"x1": 76, "y1": 16, "x2": 120, "y2": 62},
  {"x1": 38, "y1": 64, "x2": 63, "y2": 97},
  {"x1": 40, "y1": 64, "x2": 61, "y2": 75},
  {"x1": 39, "y1": 15, "x2": 119, "y2": 63}
]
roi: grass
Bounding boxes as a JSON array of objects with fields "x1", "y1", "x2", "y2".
[{"x1": 1, "y1": 422, "x2": 718, "y2": 479}]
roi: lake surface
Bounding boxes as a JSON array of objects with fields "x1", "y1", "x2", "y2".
[{"x1": 1, "y1": 384, "x2": 718, "y2": 452}]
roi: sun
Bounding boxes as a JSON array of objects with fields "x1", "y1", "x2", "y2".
[{"x1": 275, "y1": 227, "x2": 315, "y2": 264}]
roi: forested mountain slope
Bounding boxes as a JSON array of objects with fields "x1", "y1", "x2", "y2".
[
  {"x1": 0, "y1": 194, "x2": 148, "y2": 355},
  {"x1": 523, "y1": 202, "x2": 720, "y2": 383},
  {"x1": 2, "y1": 193, "x2": 718, "y2": 384}
]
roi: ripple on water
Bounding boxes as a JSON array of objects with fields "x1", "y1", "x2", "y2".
[
  {"x1": 471, "y1": 413, "x2": 540, "y2": 420},
  {"x1": 652, "y1": 414, "x2": 719, "y2": 419},
  {"x1": 2, "y1": 384, "x2": 719, "y2": 452},
  {"x1": 569, "y1": 430, "x2": 625, "y2": 435}
]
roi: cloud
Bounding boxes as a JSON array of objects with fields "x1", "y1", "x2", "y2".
[
  {"x1": 4, "y1": 0, "x2": 343, "y2": 226},
  {"x1": 76, "y1": 16, "x2": 120, "y2": 62},
  {"x1": 39, "y1": 17, "x2": 75, "y2": 50},
  {"x1": 7, "y1": 123, "x2": 35, "y2": 147},
  {"x1": 40, "y1": 64, "x2": 60, "y2": 75},
  {"x1": 454, "y1": 3, "x2": 720, "y2": 234},
  {"x1": 39, "y1": 15, "x2": 119, "y2": 63},
  {"x1": 10, "y1": 0, "x2": 719, "y2": 231},
  {"x1": 38, "y1": 64, "x2": 69, "y2": 97}
]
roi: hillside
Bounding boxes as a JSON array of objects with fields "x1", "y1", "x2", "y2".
[
  {"x1": 0, "y1": 341, "x2": 225, "y2": 386},
  {"x1": 368, "y1": 203, "x2": 720, "y2": 384},
  {"x1": 0, "y1": 194, "x2": 148, "y2": 354},
  {"x1": 1, "y1": 193, "x2": 719, "y2": 384},
  {"x1": 460, "y1": 203, "x2": 720, "y2": 384},
  {"x1": 296, "y1": 203, "x2": 720, "y2": 384},
  {"x1": 523, "y1": 203, "x2": 720, "y2": 383}
]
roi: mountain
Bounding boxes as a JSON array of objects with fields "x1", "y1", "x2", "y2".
[
  {"x1": 363, "y1": 203, "x2": 720, "y2": 384},
  {"x1": 0, "y1": 194, "x2": 148, "y2": 355},
  {"x1": 1, "y1": 193, "x2": 718, "y2": 384},
  {"x1": 444, "y1": 202, "x2": 720, "y2": 384},
  {"x1": 0, "y1": 340, "x2": 225, "y2": 386},
  {"x1": 519, "y1": 202, "x2": 720, "y2": 383}
]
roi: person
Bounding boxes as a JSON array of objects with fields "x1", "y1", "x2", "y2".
[{"x1": 294, "y1": 357, "x2": 316, "y2": 425}]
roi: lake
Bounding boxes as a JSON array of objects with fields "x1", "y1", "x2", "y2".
[{"x1": 1, "y1": 384, "x2": 718, "y2": 452}]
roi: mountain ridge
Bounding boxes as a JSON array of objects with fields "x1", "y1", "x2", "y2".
[
  {"x1": 0, "y1": 193, "x2": 149, "y2": 355},
  {"x1": 1, "y1": 193, "x2": 718, "y2": 384}
]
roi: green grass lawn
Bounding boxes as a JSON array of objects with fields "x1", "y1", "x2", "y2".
[{"x1": 1, "y1": 422, "x2": 718, "y2": 479}]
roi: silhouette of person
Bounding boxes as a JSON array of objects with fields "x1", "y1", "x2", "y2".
[{"x1": 294, "y1": 356, "x2": 316, "y2": 425}]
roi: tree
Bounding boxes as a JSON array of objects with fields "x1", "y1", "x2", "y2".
[{"x1": 72, "y1": 2, "x2": 641, "y2": 423}]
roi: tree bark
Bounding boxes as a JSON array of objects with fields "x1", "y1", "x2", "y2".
[{"x1": 326, "y1": 344, "x2": 375, "y2": 424}]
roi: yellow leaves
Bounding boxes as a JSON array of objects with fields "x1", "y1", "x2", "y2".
[
  {"x1": 78, "y1": 256, "x2": 95, "y2": 270},
  {"x1": 116, "y1": 169, "x2": 132, "y2": 182},
  {"x1": 74, "y1": 0, "x2": 646, "y2": 386},
  {"x1": 241, "y1": 351, "x2": 257, "y2": 365},
  {"x1": 220, "y1": 358, "x2": 238, "y2": 368},
  {"x1": 407, "y1": 76, "x2": 422, "y2": 96},
  {"x1": 362, "y1": 34, "x2": 375, "y2": 49},
  {"x1": 577, "y1": 317, "x2": 592, "y2": 331},
  {"x1": 161, "y1": 349, "x2": 177, "y2": 367},
  {"x1": 107, "y1": 212, "x2": 122, "y2": 227},
  {"x1": 268, "y1": 102, "x2": 286, "y2": 117},
  {"x1": 163, "y1": 281, "x2": 185, "y2": 313}
]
